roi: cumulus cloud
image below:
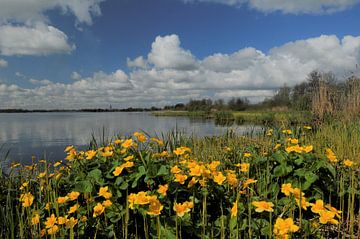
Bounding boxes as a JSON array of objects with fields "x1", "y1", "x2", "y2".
[
  {"x1": 182, "y1": 0, "x2": 360, "y2": 14},
  {"x1": 0, "y1": 24, "x2": 75, "y2": 56},
  {"x1": 29, "y1": 79, "x2": 52, "y2": 85},
  {"x1": 1, "y1": 34, "x2": 360, "y2": 109},
  {"x1": 0, "y1": 0, "x2": 105, "y2": 56},
  {"x1": 0, "y1": 59, "x2": 8, "y2": 68},
  {"x1": 0, "y1": 0, "x2": 104, "y2": 25},
  {"x1": 71, "y1": 71, "x2": 82, "y2": 81},
  {"x1": 148, "y1": 35, "x2": 198, "y2": 70}
]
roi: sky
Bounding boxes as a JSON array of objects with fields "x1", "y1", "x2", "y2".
[{"x1": 0, "y1": 0, "x2": 360, "y2": 109}]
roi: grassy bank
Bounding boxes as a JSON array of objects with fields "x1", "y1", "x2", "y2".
[
  {"x1": 1, "y1": 122, "x2": 359, "y2": 238},
  {"x1": 153, "y1": 110, "x2": 312, "y2": 126}
]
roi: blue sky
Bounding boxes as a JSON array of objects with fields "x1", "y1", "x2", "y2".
[{"x1": 0, "y1": 0, "x2": 360, "y2": 109}]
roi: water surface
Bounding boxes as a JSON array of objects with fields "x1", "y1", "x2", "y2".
[{"x1": 0, "y1": 112, "x2": 260, "y2": 164}]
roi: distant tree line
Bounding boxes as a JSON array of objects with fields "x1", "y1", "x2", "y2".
[{"x1": 164, "y1": 70, "x2": 360, "y2": 120}]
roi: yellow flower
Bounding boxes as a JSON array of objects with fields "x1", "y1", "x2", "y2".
[
  {"x1": 38, "y1": 172, "x2": 46, "y2": 178},
  {"x1": 147, "y1": 199, "x2": 164, "y2": 216},
  {"x1": 311, "y1": 199, "x2": 325, "y2": 214},
  {"x1": 288, "y1": 138, "x2": 299, "y2": 144},
  {"x1": 19, "y1": 182, "x2": 29, "y2": 190},
  {"x1": 173, "y1": 201, "x2": 194, "y2": 217},
  {"x1": 65, "y1": 145, "x2": 74, "y2": 152},
  {"x1": 114, "y1": 139, "x2": 122, "y2": 145},
  {"x1": 68, "y1": 204, "x2": 79, "y2": 214},
  {"x1": 174, "y1": 174, "x2": 188, "y2": 184},
  {"x1": 231, "y1": 201, "x2": 238, "y2": 218},
  {"x1": 304, "y1": 126, "x2": 312, "y2": 130},
  {"x1": 188, "y1": 177, "x2": 199, "y2": 188},
  {"x1": 66, "y1": 217, "x2": 78, "y2": 228},
  {"x1": 47, "y1": 225, "x2": 59, "y2": 235},
  {"x1": 98, "y1": 186, "x2": 112, "y2": 199},
  {"x1": 226, "y1": 173, "x2": 238, "y2": 187},
  {"x1": 208, "y1": 161, "x2": 221, "y2": 171},
  {"x1": 45, "y1": 202, "x2": 51, "y2": 211},
  {"x1": 57, "y1": 196, "x2": 68, "y2": 204},
  {"x1": 325, "y1": 148, "x2": 337, "y2": 163},
  {"x1": 67, "y1": 191, "x2": 80, "y2": 201},
  {"x1": 102, "y1": 200, "x2": 113, "y2": 208},
  {"x1": 243, "y1": 178, "x2": 257, "y2": 188},
  {"x1": 171, "y1": 165, "x2": 182, "y2": 174},
  {"x1": 274, "y1": 144, "x2": 281, "y2": 150},
  {"x1": 80, "y1": 215, "x2": 87, "y2": 222},
  {"x1": 236, "y1": 163, "x2": 250, "y2": 173},
  {"x1": 282, "y1": 129, "x2": 292, "y2": 135},
  {"x1": 281, "y1": 183, "x2": 293, "y2": 196},
  {"x1": 85, "y1": 150, "x2": 97, "y2": 160},
  {"x1": 93, "y1": 203, "x2": 105, "y2": 217},
  {"x1": 122, "y1": 139, "x2": 133, "y2": 149},
  {"x1": 302, "y1": 145, "x2": 313, "y2": 153},
  {"x1": 325, "y1": 204, "x2": 342, "y2": 219},
  {"x1": 113, "y1": 166, "x2": 124, "y2": 176},
  {"x1": 124, "y1": 155, "x2": 134, "y2": 161},
  {"x1": 157, "y1": 184, "x2": 168, "y2": 196},
  {"x1": 45, "y1": 214, "x2": 57, "y2": 228},
  {"x1": 102, "y1": 150, "x2": 113, "y2": 157},
  {"x1": 150, "y1": 137, "x2": 164, "y2": 146},
  {"x1": 134, "y1": 132, "x2": 147, "y2": 142},
  {"x1": 11, "y1": 163, "x2": 21, "y2": 168},
  {"x1": 31, "y1": 213, "x2": 40, "y2": 225},
  {"x1": 343, "y1": 159, "x2": 354, "y2": 167},
  {"x1": 58, "y1": 216, "x2": 67, "y2": 225},
  {"x1": 213, "y1": 172, "x2": 226, "y2": 185},
  {"x1": 252, "y1": 201, "x2": 274, "y2": 212},
  {"x1": 173, "y1": 146, "x2": 191, "y2": 156},
  {"x1": 189, "y1": 164, "x2": 204, "y2": 177},
  {"x1": 273, "y1": 217, "x2": 299, "y2": 238},
  {"x1": 20, "y1": 192, "x2": 34, "y2": 207},
  {"x1": 243, "y1": 153, "x2": 252, "y2": 158},
  {"x1": 319, "y1": 210, "x2": 339, "y2": 225}
]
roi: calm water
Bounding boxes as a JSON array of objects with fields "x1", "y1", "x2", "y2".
[{"x1": 0, "y1": 112, "x2": 261, "y2": 164}]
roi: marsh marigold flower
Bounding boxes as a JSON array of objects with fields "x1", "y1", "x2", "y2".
[
  {"x1": 58, "y1": 216, "x2": 67, "y2": 225},
  {"x1": 47, "y1": 225, "x2": 59, "y2": 235},
  {"x1": 122, "y1": 139, "x2": 133, "y2": 149},
  {"x1": 319, "y1": 210, "x2": 339, "y2": 225},
  {"x1": 281, "y1": 183, "x2": 293, "y2": 196},
  {"x1": 20, "y1": 192, "x2": 34, "y2": 207},
  {"x1": 57, "y1": 196, "x2": 68, "y2": 204},
  {"x1": 67, "y1": 191, "x2": 80, "y2": 201},
  {"x1": 343, "y1": 159, "x2": 354, "y2": 167},
  {"x1": 134, "y1": 132, "x2": 147, "y2": 142},
  {"x1": 311, "y1": 199, "x2": 325, "y2": 214},
  {"x1": 273, "y1": 217, "x2": 299, "y2": 238},
  {"x1": 173, "y1": 201, "x2": 194, "y2": 217},
  {"x1": 252, "y1": 201, "x2": 274, "y2": 212},
  {"x1": 231, "y1": 201, "x2": 238, "y2": 218},
  {"x1": 85, "y1": 150, "x2": 97, "y2": 160},
  {"x1": 45, "y1": 214, "x2": 57, "y2": 228},
  {"x1": 66, "y1": 217, "x2": 78, "y2": 228},
  {"x1": 102, "y1": 200, "x2": 113, "y2": 208},
  {"x1": 68, "y1": 204, "x2": 79, "y2": 214},
  {"x1": 31, "y1": 213, "x2": 40, "y2": 225},
  {"x1": 98, "y1": 186, "x2": 112, "y2": 199},
  {"x1": 93, "y1": 203, "x2": 105, "y2": 217},
  {"x1": 173, "y1": 146, "x2": 191, "y2": 156},
  {"x1": 174, "y1": 174, "x2": 188, "y2": 184},
  {"x1": 213, "y1": 172, "x2": 226, "y2": 185},
  {"x1": 157, "y1": 184, "x2": 168, "y2": 196},
  {"x1": 147, "y1": 199, "x2": 163, "y2": 216}
]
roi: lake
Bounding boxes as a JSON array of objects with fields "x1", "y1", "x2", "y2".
[{"x1": 0, "y1": 112, "x2": 261, "y2": 165}]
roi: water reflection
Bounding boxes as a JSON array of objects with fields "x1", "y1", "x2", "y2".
[{"x1": 0, "y1": 112, "x2": 261, "y2": 164}]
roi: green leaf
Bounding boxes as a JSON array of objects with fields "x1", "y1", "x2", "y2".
[
  {"x1": 74, "y1": 180, "x2": 93, "y2": 193},
  {"x1": 119, "y1": 181, "x2": 128, "y2": 190},
  {"x1": 157, "y1": 165, "x2": 169, "y2": 176},
  {"x1": 87, "y1": 169, "x2": 103, "y2": 184},
  {"x1": 273, "y1": 164, "x2": 293, "y2": 177}
]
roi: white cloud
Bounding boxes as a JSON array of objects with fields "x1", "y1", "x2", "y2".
[
  {"x1": 148, "y1": 35, "x2": 198, "y2": 70},
  {"x1": 0, "y1": 59, "x2": 7, "y2": 67},
  {"x1": 0, "y1": 23, "x2": 75, "y2": 56},
  {"x1": 71, "y1": 71, "x2": 82, "y2": 81},
  {"x1": 182, "y1": 0, "x2": 360, "y2": 14},
  {"x1": 0, "y1": 0, "x2": 104, "y2": 25},
  {"x1": 29, "y1": 79, "x2": 52, "y2": 85},
  {"x1": 1, "y1": 34, "x2": 360, "y2": 109},
  {"x1": 127, "y1": 56, "x2": 148, "y2": 69}
]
